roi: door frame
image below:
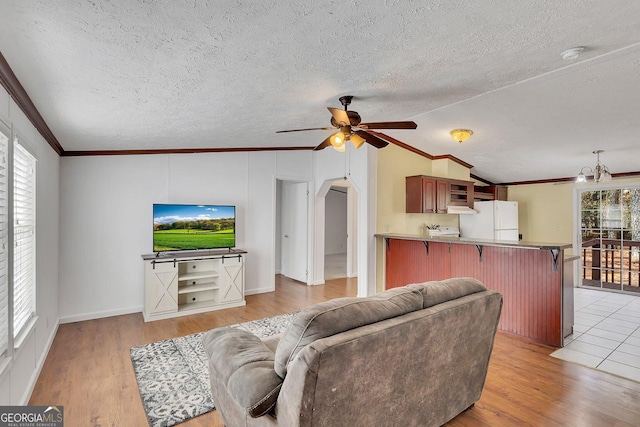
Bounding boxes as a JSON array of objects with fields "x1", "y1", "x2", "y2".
[
  {"x1": 275, "y1": 176, "x2": 313, "y2": 285},
  {"x1": 346, "y1": 183, "x2": 358, "y2": 278},
  {"x1": 324, "y1": 180, "x2": 358, "y2": 279},
  {"x1": 573, "y1": 182, "x2": 640, "y2": 293},
  {"x1": 314, "y1": 176, "x2": 358, "y2": 284}
]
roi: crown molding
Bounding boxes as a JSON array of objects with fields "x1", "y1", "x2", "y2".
[
  {"x1": 0, "y1": 51, "x2": 64, "y2": 155},
  {"x1": 470, "y1": 174, "x2": 494, "y2": 185},
  {"x1": 498, "y1": 171, "x2": 640, "y2": 186},
  {"x1": 62, "y1": 146, "x2": 314, "y2": 156},
  {"x1": 369, "y1": 130, "x2": 475, "y2": 170}
]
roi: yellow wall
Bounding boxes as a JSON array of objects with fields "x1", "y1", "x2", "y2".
[
  {"x1": 376, "y1": 145, "x2": 471, "y2": 235},
  {"x1": 431, "y1": 158, "x2": 471, "y2": 181},
  {"x1": 505, "y1": 176, "x2": 640, "y2": 253},
  {"x1": 507, "y1": 182, "x2": 574, "y2": 245},
  {"x1": 375, "y1": 145, "x2": 472, "y2": 290}
]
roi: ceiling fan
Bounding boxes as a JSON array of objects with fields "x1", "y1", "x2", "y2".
[{"x1": 276, "y1": 95, "x2": 417, "y2": 151}]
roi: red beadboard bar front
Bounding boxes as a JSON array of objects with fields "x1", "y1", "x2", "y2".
[
  {"x1": 385, "y1": 239, "x2": 452, "y2": 287},
  {"x1": 379, "y1": 234, "x2": 573, "y2": 348}
]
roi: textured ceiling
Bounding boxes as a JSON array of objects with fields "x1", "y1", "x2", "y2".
[{"x1": 1, "y1": 0, "x2": 640, "y2": 183}]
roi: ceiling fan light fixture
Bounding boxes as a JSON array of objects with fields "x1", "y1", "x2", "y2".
[
  {"x1": 330, "y1": 131, "x2": 346, "y2": 147},
  {"x1": 450, "y1": 129, "x2": 473, "y2": 143},
  {"x1": 276, "y1": 96, "x2": 418, "y2": 151},
  {"x1": 333, "y1": 143, "x2": 346, "y2": 152},
  {"x1": 350, "y1": 133, "x2": 366, "y2": 149}
]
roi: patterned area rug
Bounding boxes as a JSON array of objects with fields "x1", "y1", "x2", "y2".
[{"x1": 130, "y1": 312, "x2": 296, "y2": 427}]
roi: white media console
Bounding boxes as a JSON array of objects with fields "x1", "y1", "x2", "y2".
[{"x1": 141, "y1": 249, "x2": 246, "y2": 321}]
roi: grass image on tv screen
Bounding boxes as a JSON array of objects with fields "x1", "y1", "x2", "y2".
[{"x1": 153, "y1": 228, "x2": 235, "y2": 251}]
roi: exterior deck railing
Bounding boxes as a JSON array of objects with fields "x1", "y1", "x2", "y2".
[{"x1": 581, "y1": 239, "x2": 640, "y2": 291}]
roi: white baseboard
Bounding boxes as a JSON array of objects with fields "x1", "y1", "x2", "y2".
[
  {"x1": 245, "y1": 286, "x2": 275, "y2": 295},
  {"x1": 20, "y1": 318, "x2": 59, "y2": 405},
  {"x1": 59, "y1": 306, "x2": 143, "y2": 324}
]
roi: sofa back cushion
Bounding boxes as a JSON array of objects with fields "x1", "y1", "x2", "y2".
[
  {"x1": 408, "y1": 277, "x2": 487, "y2": 308},
  {"x1": 274, "y1": 286, "x2": 423, "y2": 378}
]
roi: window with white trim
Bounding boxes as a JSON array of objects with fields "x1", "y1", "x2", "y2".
[
  {"x1": 578, "y1": 186, "x2": 640, "y2": 294},
  {"x1": 12, "y1": 138, "x2": 36, "y2": 340},
  {"x1": 0, "y1": 122, "x2": 9, "y2": 360}
]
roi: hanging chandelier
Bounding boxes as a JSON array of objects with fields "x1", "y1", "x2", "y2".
[{"x1": 576, "y1": 150, "x2": 612, "y2": 183}]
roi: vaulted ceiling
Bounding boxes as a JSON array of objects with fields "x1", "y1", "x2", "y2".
[{"x1": 1, "y1": 1, "x2": 640, "y2": 184}]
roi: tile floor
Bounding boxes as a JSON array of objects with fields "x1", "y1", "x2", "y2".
[{"x1": 551, "y1": 287, "x2": 640, "y2": 383}]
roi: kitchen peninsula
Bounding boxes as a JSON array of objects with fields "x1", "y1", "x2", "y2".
[{"x1": 376, "y1": 233, "x2": 576, "y2": 347}]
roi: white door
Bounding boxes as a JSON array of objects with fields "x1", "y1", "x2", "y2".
[
  {"x1": 221, "y1": 257, "x2": 244, "y2": 303},
  {"x1": 281, "y1": 181, "x2": 308, "y2": 283}
]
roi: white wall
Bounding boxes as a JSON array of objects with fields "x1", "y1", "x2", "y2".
[
  {"x1": 313, "y1": 145, "x2": 377, "y2": 296},
  {"x1": 59, "y1": 150, "x2": 312, "y2": 321},
  {"x1": 59, "y1": 155, "x2": 172, "y2": 321},
  {"x1": 0, "y1": 88, "x2": 60, "y2": 405},
  {"x1": 325, "y1": 188, "x2": 347, "y2": 254},
  {"x1": 248, "y1": 152, "x2": 284, "y2": 295}
]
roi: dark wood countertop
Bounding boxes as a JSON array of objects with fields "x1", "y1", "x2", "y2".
[
  {"x1": 375, "y1": 233, "x2": 572, "y2": 251},
  {"x1": 141, "y1": 248, "x2": 247, "y2": 261}
]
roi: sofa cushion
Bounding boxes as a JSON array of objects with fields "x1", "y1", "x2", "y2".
[
  {"x1": 274, "y1": 286, "x2": 423, "y2": 378},
  {"x1": 408, "y1": 277, "x2": 487, "y2": 308},
  {"x1": 203, "y1": 328, "x2": 283, "y2": 418}
]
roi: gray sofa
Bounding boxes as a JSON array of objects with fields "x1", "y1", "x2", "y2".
[{"x1": 203, "y1": 277, "x2": 502, "y2": 427}]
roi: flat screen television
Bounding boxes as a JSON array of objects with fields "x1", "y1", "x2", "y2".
[{"x1": 153, "y1": 204, "x2": 236, "y2": 252}]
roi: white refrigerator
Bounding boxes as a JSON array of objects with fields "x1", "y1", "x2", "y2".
[{"x1": 459, "y1": 201, "x2": 519, "y2": 241}]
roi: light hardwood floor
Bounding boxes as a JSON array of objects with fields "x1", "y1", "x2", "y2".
[{"x1": 30, "y1": 276, "x2": 640, "y2": 426}]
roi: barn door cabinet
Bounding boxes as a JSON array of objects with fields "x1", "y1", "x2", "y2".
[
  {"x1": 142, "y1": 250, "x2": 246, "y2": 321},
  {"x1": 406, "y1": 175, "x2": 474, "y2": 213}
]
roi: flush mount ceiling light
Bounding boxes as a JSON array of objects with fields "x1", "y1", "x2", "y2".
[
  {"x1": 576, "y1": 150, "x2": 612, "y2": 183},
  {"x1": 561, "y1": 47, "x2": 584, "y2": 60},
  {"x1": 450, "y1": 129, "x2": 473, "y2": 143}
]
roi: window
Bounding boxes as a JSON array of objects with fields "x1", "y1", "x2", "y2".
[
  {"x1": 0, "y1": 122, "x2": 8, "y2": 359},
  {"x1": 579, "y1": 187, "x2": 640, "y2": 294},
  {"x1": 12, "y1": 138, "x2": 36, "y2": 340}
]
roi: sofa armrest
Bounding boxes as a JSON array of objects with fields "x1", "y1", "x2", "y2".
[{"x1": 203, "y1": 328, "x2": 283, "y2": 418}]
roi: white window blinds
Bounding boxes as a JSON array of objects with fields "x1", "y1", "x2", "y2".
[
  {"x1": 13, "y1": 140, "x2": 36, "y2": 339},
  {"x1": 0, "y1": 124, "x2": 8, "y2": 357}
]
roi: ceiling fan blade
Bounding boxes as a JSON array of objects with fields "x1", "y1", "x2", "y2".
[
  {"x1": 359, "y1": 121, "x2": 417, "y2": 130},
  {"x1": 328, "y1": 107, "x2": 351, "y2": 126},
  {"x1": 313, "y1": 136, "x2": 333, "y2": 151},
  {"x1": 354, "y1": 130, "x2": 389, "y2": 149},
  {"x1": 276, "y1": 127, "x2": 334, "y2": 133}
]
